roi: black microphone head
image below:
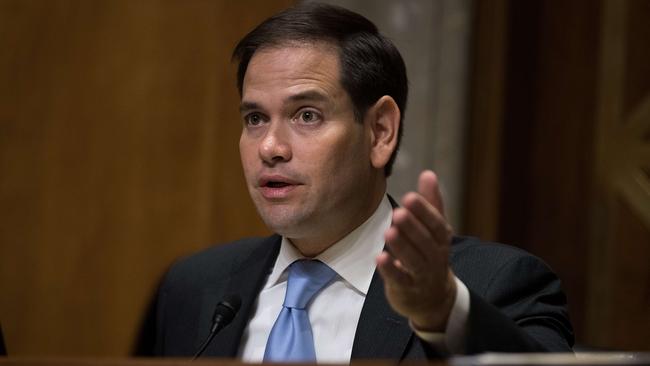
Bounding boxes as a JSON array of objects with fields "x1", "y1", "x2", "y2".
[
  {"x1": 213, "y1": 294, "x2": 241, "y2": 326},
  {"x1": 194, "y1": 295, "x2": 243, "y2": 359}
]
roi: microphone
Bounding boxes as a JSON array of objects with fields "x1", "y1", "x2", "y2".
[{"x1": 192, "y1": 294, "x2": 242, "y2": 360}]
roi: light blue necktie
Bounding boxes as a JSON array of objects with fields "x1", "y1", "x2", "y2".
[{"x1": 263, "y1": 260, "x2": 336, "y2": 363}]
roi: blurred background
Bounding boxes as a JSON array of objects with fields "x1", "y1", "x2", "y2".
[{"x1": 0, "y1": 0, "x2": 648, "y2": 357}]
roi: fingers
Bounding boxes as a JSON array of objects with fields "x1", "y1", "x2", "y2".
[
  {"x1": 418, "y1": 170, "x2": 445, "y2": 217},
  {"x1": 376, "y1": 251, "x2": 414, "y2": 287},
  {"x1": 400, "y1": 192, "x2": 451, "y2": 248},
  {"x1": 390, "y1": 207, "x2": 430, "y2": 255},
  {"x1": 385, "y1": 207, "x2": 451, "y2": 277},
  {"x1": 383, "y1": 169, "x2": 452, "y2": 278},
  {"x1": 384, "y1": 224, "x2": 425, "y2": 275}
]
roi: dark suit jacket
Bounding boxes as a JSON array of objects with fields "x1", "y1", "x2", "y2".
[
  {"x1": 0, "y1": 323, "x2": 6, "y2": 356},
  {"x1": 149, "y1": 235, "x2": 573, "y2": 359}
]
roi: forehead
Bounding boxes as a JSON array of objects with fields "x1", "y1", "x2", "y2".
[{"x1": 242, "y1": 43, "x2": 343, "y2": 99}]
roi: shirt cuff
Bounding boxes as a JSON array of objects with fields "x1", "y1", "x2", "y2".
[{"x1": 410, "y1": 275, "x2": 470, "y2": 354}]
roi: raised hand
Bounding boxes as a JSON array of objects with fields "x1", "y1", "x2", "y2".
[{"x1": 376, "y1": 170, "x2": 457, "y2": 331}]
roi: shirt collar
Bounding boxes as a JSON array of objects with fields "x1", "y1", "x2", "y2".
[{"x1": 265, "y1": 195, "x2": 393, "y2": 295}]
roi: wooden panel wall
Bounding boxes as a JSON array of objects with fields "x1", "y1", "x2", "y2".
[
  {"x1": 585, "y1": 0, "x2": 650, "y2": 350},
  {"x1": 498, "y1": 0, "x2": 601, "y2": 342},
  {"x1": 464, "y1": 0, "x2": 508, "y2": 241},
  {"x1": 466, "y1": 0, "x2": 650, "y2": 350},
  {"x1": 0, "y1": 0, "x2": 293, "y2": 356}
]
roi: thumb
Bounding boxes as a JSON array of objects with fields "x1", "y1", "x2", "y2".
[{"x1": 418, "y1": 170, "x2": 445, "y2": 217}]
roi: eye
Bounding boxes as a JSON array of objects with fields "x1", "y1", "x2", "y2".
[
  {"x1": 297, "y1": 110, "x2": 322, "y2": 124},
  {"x1": 244, "y1": 112, "x2": 265, "y2": 127}
]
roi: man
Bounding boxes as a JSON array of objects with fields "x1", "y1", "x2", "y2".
[{"x1": 151, "y1": 3, "x2": 573, "y2": 361}]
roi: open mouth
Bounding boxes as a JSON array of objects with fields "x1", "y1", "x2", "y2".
[
  {"x1": 258, "y1": 176, "x2": 300, "y2": 198},
  {"x1": 258, "y1": 177, "x2": 298, "y2": 199},
  {"x1": 259, "y1": 175, "x2": 299, "y2": 188},
  {"x1": 266, "y1": 181, "x2": 291, "y2": 188}
]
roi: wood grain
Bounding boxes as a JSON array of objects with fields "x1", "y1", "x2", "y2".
[{"x1": 0, "y1": 0, "x2": 293, "y2": 356}]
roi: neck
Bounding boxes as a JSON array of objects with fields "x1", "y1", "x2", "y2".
[{"x1": 290, "y1": 183, "x2": 387, "y2": 257}]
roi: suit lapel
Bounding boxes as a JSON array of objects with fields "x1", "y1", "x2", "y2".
[
  {"x1": 202, "y1": 235, "x2": 282, "y2": 357},
  {"x1": 351, "y1": 195, "x2": 414, "y2": 359},
  {"x1": 351, "y1": 269, "x2": 414, "y2": 359}
]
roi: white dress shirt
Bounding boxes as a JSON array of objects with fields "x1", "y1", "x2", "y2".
[{"x1": 238, "y1": 195, "x2": 470, "y2": 363}]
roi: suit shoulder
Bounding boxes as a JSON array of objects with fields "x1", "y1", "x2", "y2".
[
  {"x1": 451, "y1": 236, "x2": 535, "y2": 261},
  {"x1": 450, "y1": 236, "x2": 556, "y2": 293},
  {"x1": 175, "y1": 236, "x2": 274, "y2": 267},
  {"x1": 161, "y1": 235, "x2": 280, "y2": 291}
]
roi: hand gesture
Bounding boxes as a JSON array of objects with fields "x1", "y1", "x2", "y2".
[{"x1": 376, "y1": 170, "x2": 456, "y2": 332}]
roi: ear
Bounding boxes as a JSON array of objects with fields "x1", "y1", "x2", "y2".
[{"x1": 367, "y1": 95, "x2": 400, "y2": 170}]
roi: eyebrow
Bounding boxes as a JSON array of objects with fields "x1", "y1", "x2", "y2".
[
  {"x1": 239, "y1": 90, "x2": 330, "y2": 113},
  {"x1": 288, "y1": 90, "x2": 329, "y2": 103},
  {"x1": 239, "y1": 101, "x2": 261, "y2": 114}
]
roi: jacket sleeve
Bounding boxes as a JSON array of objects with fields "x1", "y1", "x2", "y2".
[{"x1": 462, "y1": 253, "x2": 574, "y2": 353}]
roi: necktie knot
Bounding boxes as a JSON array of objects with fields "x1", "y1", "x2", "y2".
[{"x1": 283, "y1": 260, "x2": 336, "y2": 309}]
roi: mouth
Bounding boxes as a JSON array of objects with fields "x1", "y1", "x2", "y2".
[
  {"x1": 258, "y1": 175, "x2": 300, "y2": 187},
  {"x1": 264, "y1": 181, "x2": 292, "y2": 188},
  {"x1": 258, "y1": 175, "x2": 302, "y2": 199}
]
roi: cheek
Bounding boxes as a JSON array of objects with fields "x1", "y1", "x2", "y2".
[
  {"x1": 239, "y1": 138, "x2": 257, "y2": 176},
  {"x1": 333, "y1": 124, "x2": 369, "y2": 160},
  {"x1": 305, "y1": 126, "x2": 368, "y2": 177}
]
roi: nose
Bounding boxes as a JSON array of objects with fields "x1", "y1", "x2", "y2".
[{"x1": 259, "y1": 122, "x2": 292, "y2": 165}]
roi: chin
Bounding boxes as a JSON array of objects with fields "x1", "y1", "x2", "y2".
[
  {"x1": 263, "y1": 220, "x2": 305, "y2": 238},
  {"x1": 256, "y1": 206, "x2": 308, "y2": 235}
]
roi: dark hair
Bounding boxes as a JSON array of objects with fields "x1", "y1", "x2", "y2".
[{"x1": 232, "y1": 2, "x2": 408, "y2": 176}]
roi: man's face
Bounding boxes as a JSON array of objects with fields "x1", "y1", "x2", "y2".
[{"x1": 239, "y1": 44, "x2": 385, "y2": 255}]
